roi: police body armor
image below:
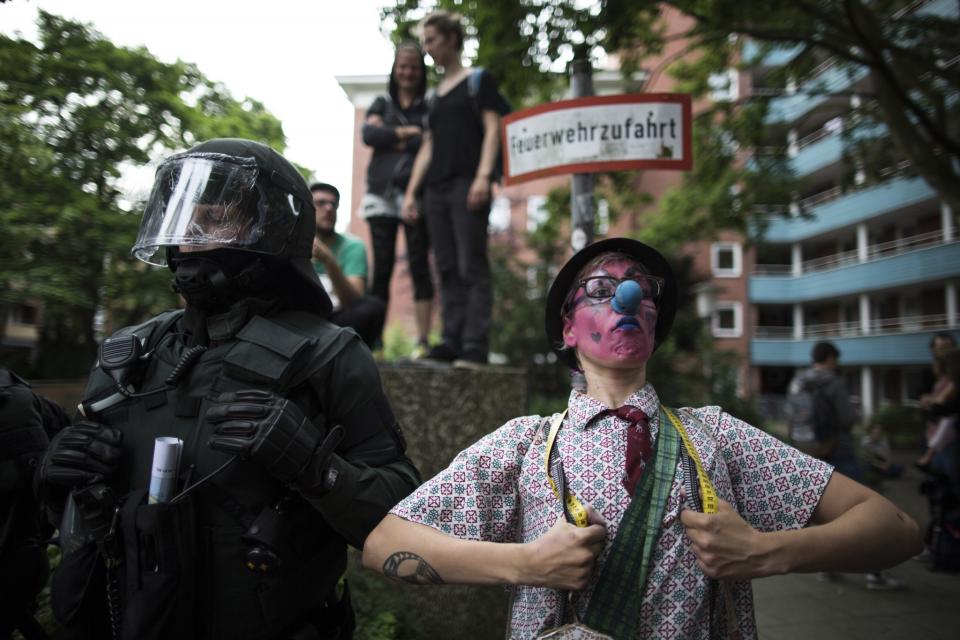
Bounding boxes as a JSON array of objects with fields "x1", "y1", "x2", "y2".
[{"x1": 59, "y1": 308, "x2": 357, "y2": 640}]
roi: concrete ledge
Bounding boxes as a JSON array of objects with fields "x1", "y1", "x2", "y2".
[
  {"x1": 354, "y1": 362, "x2": 530, "y2": 639},
  {"x1": 378, "y1": 362, "x2": 529, "y2": 479}
]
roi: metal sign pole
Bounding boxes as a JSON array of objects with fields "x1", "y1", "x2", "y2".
[{"x1": 569, "y1": 59, "x2": 595, "y2": 252}]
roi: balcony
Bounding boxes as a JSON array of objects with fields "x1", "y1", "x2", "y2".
[
  {"x1": 751, "y1": 326, "x2": 953, "y2": 366},
  {"x1": 765, "y1": 62, "x2": 868, "y2": 124},
  {"x1": 755, "y1": 313, "x2": 955, "y2": 340},
  {"x1": 750, "y1": 237, "x2": 960, "y2": 303},
  {"x1": 758, "y1": 176, "x2": 936, "y2": 243},
  {"x1": 743, "y1": 41, "x2": 803, "y2": 67}
]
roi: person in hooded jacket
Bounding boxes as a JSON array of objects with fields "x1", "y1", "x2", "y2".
[
  {"x1": 360, "y1": 42, "x2": 434, "y2": 354},
  {"x1": 36, "y1": 139, "x2": 420, "y2": 640}
]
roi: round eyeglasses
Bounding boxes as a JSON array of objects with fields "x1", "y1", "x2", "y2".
[{"x1": 564, "y1": 275, "x2": 663, "y2": 312}]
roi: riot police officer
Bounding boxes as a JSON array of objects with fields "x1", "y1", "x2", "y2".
[
  {"x1": 37, "y1": 139, "x2": 421, "y2": 639},
  {"x1": 0, "y1": 369, "x2": 69, "y2": 639}
]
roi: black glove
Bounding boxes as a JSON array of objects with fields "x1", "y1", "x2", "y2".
[
  {"x1": 39, "y1": 421, "x2": 123, "y2": 488},
  {"x1": 206, "y1": 389, "x2": 322, "y2": 483}
]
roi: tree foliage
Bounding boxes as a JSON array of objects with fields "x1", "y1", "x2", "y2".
[
  {"x1": 382, "y1": 0, "x2": 959, "y2": 235},
  {"x1": 0, "y1": 11, "x2": 291, "y2": 377},
  {"x1": 647, "y1": 0, "x2": 959, "y2": 220}
]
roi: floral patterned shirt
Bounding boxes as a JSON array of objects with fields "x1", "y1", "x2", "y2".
[{"x1": 391, "y1": 384, "x2": 834, "y2": 639}]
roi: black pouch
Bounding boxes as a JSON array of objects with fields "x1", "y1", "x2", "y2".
[
  {"x1": 119, "y1": 488, "x2": 197, "y2": 640},
  {"x1": 50, "y1": 540, "x2": 103, "y2": 626}
]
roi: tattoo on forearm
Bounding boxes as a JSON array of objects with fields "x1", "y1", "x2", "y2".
[{"x1": 382, "y1": 551, "x2": 445, "y2": 585}]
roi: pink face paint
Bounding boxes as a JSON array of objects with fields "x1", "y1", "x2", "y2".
[{"x1": 562, "y1": 258, "x2": 657, "y2": 368}]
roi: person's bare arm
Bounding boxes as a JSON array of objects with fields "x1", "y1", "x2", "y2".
[
  {"x1": 680, "y1": 471, "x2": 922, "y2": 580},
  {"x1": 313, "y1": 238, "x2": 363, "y2": 306},
  {"x1": 402, "y1": 132, "x2": 432, "y2": 223},
  {"x1": 467, "y1": 109, "x2": 501, "y2": 212},
  {"x1": 362, "y1": 512, "x2": 607, "y2": 590}
]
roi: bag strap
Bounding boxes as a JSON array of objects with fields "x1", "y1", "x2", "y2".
[{"x1": 581, "y1": 405, "x2": 680, "y2": 636}]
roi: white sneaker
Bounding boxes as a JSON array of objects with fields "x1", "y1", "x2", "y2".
[{"x1": 865, "y1": 572, "x2": 906, "y2": 590}]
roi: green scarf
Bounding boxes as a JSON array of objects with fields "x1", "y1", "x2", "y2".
[{"x1": 581, "y1": 406, "x2": 681, "y2": 639}]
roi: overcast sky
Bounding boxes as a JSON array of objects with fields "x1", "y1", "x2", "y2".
[{"x1": 2, "y1": 0, "x2": 399, "y2": 229}]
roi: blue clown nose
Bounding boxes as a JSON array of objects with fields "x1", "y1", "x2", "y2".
[{"x1": 611, "y1": 279, "x2": 644, "y2": 314}]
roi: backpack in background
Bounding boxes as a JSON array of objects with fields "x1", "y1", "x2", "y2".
[
  {"x1": 468, "y1": 68, "x2": 512, "y2": 183},
  {"x1": 784, "y1": 375, "x2": 838, "y2": 458}
]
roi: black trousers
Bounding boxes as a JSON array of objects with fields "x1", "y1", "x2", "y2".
[
  {"x1": 366, "y1": 215, "x2": 434, "y2": 305},
  {"x1": 422, "y1": 177, "x2": 491, "y2": 358},
  {"x1": 329, "y1": 297, "x2": 387, "y2": 349}
]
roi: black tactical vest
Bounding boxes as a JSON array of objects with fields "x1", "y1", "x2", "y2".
[{"x1": 75, "y1": 309, "x2": 357, "y2": 639}]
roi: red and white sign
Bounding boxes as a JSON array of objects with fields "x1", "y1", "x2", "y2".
[{"x1": 501, "y1": 93, "x2": 692, "y2": 186}]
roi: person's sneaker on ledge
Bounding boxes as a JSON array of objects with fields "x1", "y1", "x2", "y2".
[
  {"x1": 419, "y1": 343, "x2": 459, "y2": 364},
  {"x1": 410, "y1": 339, "x2": 430, "y2": 360},
  {"x1": 865, "y1": 572, "x2": 906, "y2": 590},
  {"x1": 453, "y1": 350, "x2": 488, "y2": 370}
]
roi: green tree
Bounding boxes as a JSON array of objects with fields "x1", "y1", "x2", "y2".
[
  {"x1": 383, "y1": 0, "x2": 959, "y2": 232},
  {"x1": 0, "y1": 11, "x2": 291, "y2": 377}
]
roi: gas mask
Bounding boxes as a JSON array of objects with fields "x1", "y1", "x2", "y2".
[{"x1": 169, "y1": 248, "x2": 267, "y2": 313}]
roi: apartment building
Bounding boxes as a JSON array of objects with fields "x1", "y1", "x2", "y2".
[
  {"x1": 744, "y1": 0, "x2": 960, "y2": 417},
  {"x1": 334, "y1": 3, "x2": 958, "y2": 419}
]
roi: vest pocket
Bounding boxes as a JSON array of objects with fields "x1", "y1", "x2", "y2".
[{"x1": 119, "y1": 488, "x2": 198, "y2": 640}]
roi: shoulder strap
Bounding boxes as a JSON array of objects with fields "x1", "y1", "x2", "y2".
[
  {"x1": 468, "y1": 67, "x2": 484, "y2": 97},
  {"x1": 121, "y1": 308, "x2": 184, "y2": 353},
  {"x1": 583, "y1": 406, "x2": 681, "y2": 636},
  {"x1": 543, "y1": 410, "x2": 592, "y2": 528}
]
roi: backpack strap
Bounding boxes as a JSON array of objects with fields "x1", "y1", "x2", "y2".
[{"x1": 467, "y1": 68, "x2": 485, "y2": 124}]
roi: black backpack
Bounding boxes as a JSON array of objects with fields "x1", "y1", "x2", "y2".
[
  {"x1": 468, "y1": 68, "x2": 511, "y2": 183},
  {"x1": 784, "y1": 375, "x2": 837, "y2": 457}
]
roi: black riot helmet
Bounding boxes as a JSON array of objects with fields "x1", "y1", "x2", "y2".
[{"x1": 133, "y1": 138, "x2": 331, "y2": 315}]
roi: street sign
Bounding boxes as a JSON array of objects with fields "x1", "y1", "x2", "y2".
[{"x1": 501, "y1": 93, "x2": 692, "y2": 186}]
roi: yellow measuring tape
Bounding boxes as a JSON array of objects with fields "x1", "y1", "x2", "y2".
[
  {"x1": 545, "y1": 405, "x2": 738, "y2": 636},
  {"x1": 545, "y1": 406, "x2": 719, "y2": 524},
  {"x1": 662, "y1": 407, "x2": 719, "y2": 514},
  {"x1": 544, "y1": 410, "x2": 592, "y2": 527}
]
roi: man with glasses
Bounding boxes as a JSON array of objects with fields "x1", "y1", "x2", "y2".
[
  {"x1": 361, "y1": 237, "x2": 922, "y2": 639},
  {"x1": 311, "y1": 182, "x2": 386, "y2": 349}
]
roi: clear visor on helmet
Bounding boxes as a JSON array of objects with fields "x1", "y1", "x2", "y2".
[{"x1": 132, "y1": 152, "x2": 302, "y2": 266}]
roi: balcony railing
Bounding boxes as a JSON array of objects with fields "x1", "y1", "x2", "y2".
[
  {"x1": 754, "y1": 228, "x2": 955, "y2": 275},
  {"x1": 797, "y1": 185, "x2": 843, "y2": 210},
  {"x1": 755, "y1": 313, "x2": 955, "y2": 340},
  {"x1": 796, "y1": 124, "x2": 838, "y2": 150}
]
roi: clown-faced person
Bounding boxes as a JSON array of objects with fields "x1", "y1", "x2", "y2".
[{"x1": 362, "y1": 237, "x2": 922, "y2": 639}]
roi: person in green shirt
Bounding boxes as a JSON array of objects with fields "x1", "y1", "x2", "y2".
[{"x1": 311, "y1": 182, "x2": 387, "y2": 348}]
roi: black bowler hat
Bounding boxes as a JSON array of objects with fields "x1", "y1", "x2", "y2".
[{"x1": 544, "y1": 237, "x2": 677, "y2": 370}]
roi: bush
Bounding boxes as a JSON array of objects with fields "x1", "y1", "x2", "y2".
[{"x1": 869, "y1": 404, "x2": 924, "y2": 450}]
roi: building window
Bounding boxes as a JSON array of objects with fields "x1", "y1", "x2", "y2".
[
  {"x1": 711, "y1": 242, "x2": 742, "y2": 277},
  {"x1": 712, "y1": 301, "x2": 743, "y2": 338},
  {"x1": 709, "y1": 69, "x2": 740, "y2": 102},
  {"x1": 527, "y1": 195, "x2": 548, "y2": 233},
  {"x1": 489, "y1": 196, "x2": 511, "y2": 233},
  {"x1": 596, "y1": 198, "x2": 610, "y2": 235}
]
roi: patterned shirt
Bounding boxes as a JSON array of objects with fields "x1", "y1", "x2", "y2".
[{"x1": 391, "y1": 383, "x2": 834, "y2": 639}]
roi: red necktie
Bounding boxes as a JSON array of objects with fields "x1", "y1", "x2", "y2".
[{"x1": 603, "y1": 406, "x2": 652, "y2": 495}]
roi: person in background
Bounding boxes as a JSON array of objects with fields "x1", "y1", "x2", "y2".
[
  {"x1": 402, "y1": 10, "x2": 507, "y2": 368},
  {"x1": 362, "y1": 238, "x2": 922, "y2": 638},
  {"x1": 916, "y1": 348, "x2": 960, "y2": 471},
  {"x1": 861, "y1": 422, "x2": 904, "y2": 480},
  {"x1": 361, "y1": 42, "x2": 434, "y2": 357},
  {"x1": 311, "y1": 182, "x2": 387, "y2": 349},
  {"x1": 0, "y1": 369, "x2": 69, "y2": 640}
]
